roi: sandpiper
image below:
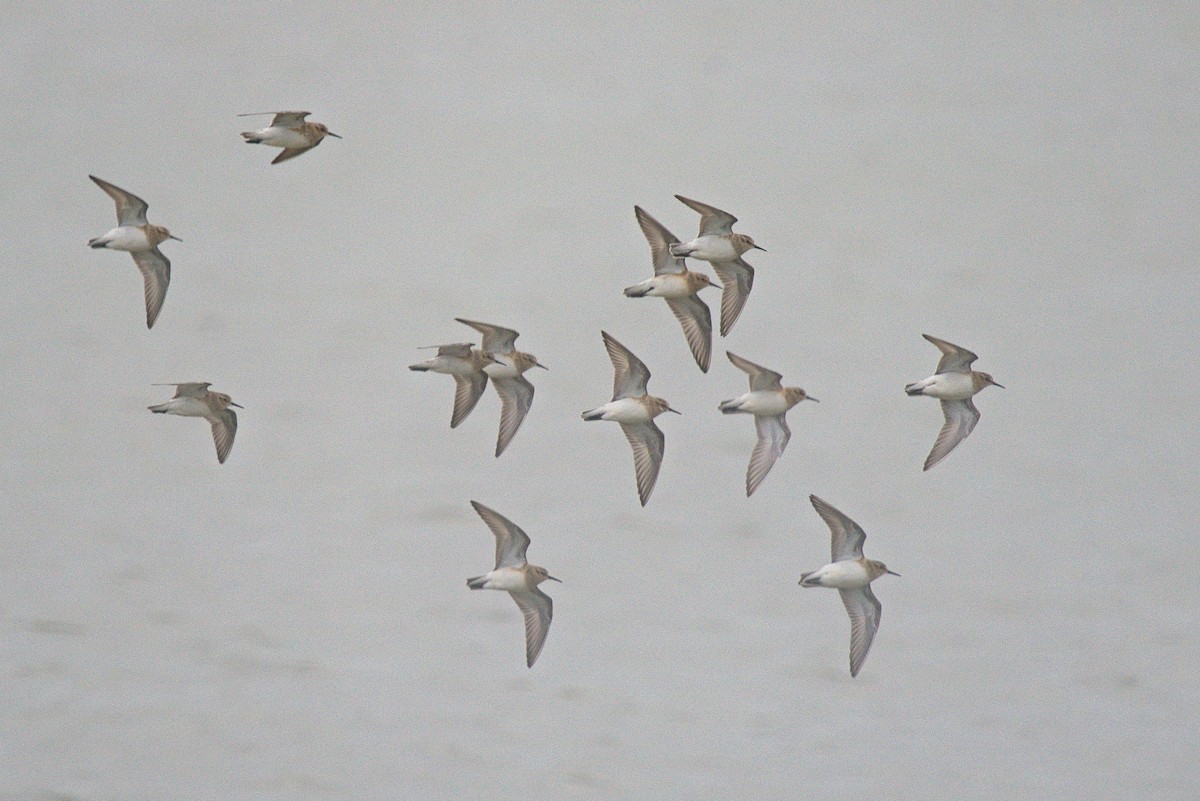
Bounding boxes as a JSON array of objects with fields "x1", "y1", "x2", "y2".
[
  {"x1": 623, "y1": 206, "x2": 717, "y2": 372},
  {"x1": 905, "y1": 334, "x2": 1003, "y2": 470},
  {"x1": 148, "y1": 383, "x2": 242, "y2": 464},
  {"x1": 466, "y1": 501, "x2": 560, "y2": 667},
  {"x1": 667, "y1": 195, "x2": 765, "y2": 336},
  {"x1": 87, "y1": 176, "x2": 181, "y2": 329},
  {"x1": 239, "y1": 111, "x2": 341, "y2": 164},
  {"x1": 582, "y1": 331, "x2": 679, "y2": 506},
  {"x1": 719, "y1": 351, "x2": 819, "y2": 496},
  {"x1": 409, "y1": 343, "x2": 497, "y2": 429},
  {"x1": 799, "y1": 495, "x2": 899, "y2": 678},
  {"x1": 455, "y1": 318, "x2": 548, "y2": 457}
]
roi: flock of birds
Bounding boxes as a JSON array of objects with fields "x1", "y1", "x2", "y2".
[{"x1": 85, "y1": 110, "x2": 1003, "y2": 675}]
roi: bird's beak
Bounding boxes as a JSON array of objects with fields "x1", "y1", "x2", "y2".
[
  {"x1": 547, "y1": 575, "x2": 562, "y2": 583},
  {"x1": 887, "y1": 569, "x2": 900, "y2": 577},
  {"x1": 230, "y1": 402, "x2": 245, "y2": 409},
  {"x1": 327, "y1": 131, "x2": 343, "y2": 139},
  {"x1": 169, "y1": 235, "x2": 183, "y2": 242},
  {"x1": 535, "y1": 362, "x2": 549, "y2": 370},
  {"x1": 667, "y1": 407, "x2": 682, "y2": 415},
  {"x1": 753, "y1": 245, "x2": 767, "y2": 252},
  {"x1": 993, "y1": 381, "x2": 1005, "y2": 389},
  {"x1": 806, "y1": 396, "x2": 820, "y2": 403}
]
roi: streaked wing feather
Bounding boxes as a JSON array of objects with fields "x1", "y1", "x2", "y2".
[
  {"x1": 210, "y1": 409, "x2": 237, "y2": 464},
  {"x1": 726, "y1": 351, "x2": 781, "y2": 391},
  {"x1": 711, "y1": 257, "x2": 754, "y2": 336},
  {"x1": 665, "y1": 296, "x2": 712, "y2": 372},
  {"x1": 809, "y1": 495, "x2": 868, "y2": 562},
  {"x1": 131, "y1": 248, "x2": 171, "y2": 329},
  {"x1": 620, "y1": 421, "x2": 665, "y2": 506},
  {"x1": 450, "y1": 372, "x2": 489, "y2": 428},
  {"x1": 271, "y1": 144, "x2": 317, "y2": 164},
  {"x1": 634, "y1": 206, "x2": 685, "y2": 275},
  {"x1": 470, "y1": 501, "x2": 531, "y2": 568},
  {"x1": 675, "y1": 194, "x2": 738, "y2": 236},
  {"x1": 270, "y1": 111, "x2": 310, "y2": 127},
  {"x1": 511, "y1": 588, "x2": 553, "y2": 667},
  {"x1": 747, "y1": 415, "x2": 790, "y2": 496},
  {"x1": 89, "y1": 175, "x2": 149, "y2": 226},
  {"x1": 602, "y1": 331, "x2": 651, "y2": 399},
  {"x1": 456, "y1": 318, "x2": 519, "y2": 354},
  {"x1": 924, "y1": 398, "x2": 980, "y2": 470},
  {"x1": 840, "y1": 586, "x2": 882, "y2": 677},
  {"x1": 492, "y1": 375, "x2": 534, "y2": 457},
  {"x1": 924, "y1": 334, "x2": 978, "y2": 373}
]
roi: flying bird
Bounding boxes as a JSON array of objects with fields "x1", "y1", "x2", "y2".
[
  {"x1": 582, "y1": 332, "x2": 679, "y2": 506},
  {"x1": 799, "y1": 495, "x2": 899, "y2": 678},
  {"x1": 86, "y1": 176, "x2": 181, "y2": 328},
  {"x1": 905, "y1": 334, "x2": 1003, "y2": 470},
  {"x1": 719, "y1": 351, "x2": 818, "y2": 496},
  {"x1": 668, "y1": 195, "x2": 765, "y2": 336},
  {"x1": 466, "y1": 501, "x2": 560, "y2": 667},
  {"x1": 239, "y1": 111, "x2": 341, "y2": 164}
]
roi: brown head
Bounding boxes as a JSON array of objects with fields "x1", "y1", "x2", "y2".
[
  {"x1": 311, "y1": 122, "x2": 341, "y2": 140},
  {"x1": 731, "y1": 232, "x2": 766, "y2": 256},
  {"x1": 528, "y1": 564, "x2": 561, "y2": 585},
  {"x1": 865, "y1": 559, "x2": 900, "y2": 581},
  {"x1": 646, "y1": 396, "x2": 682, "y2": 418},
  {"x1": 513, "y1": 351, "x2": 549, "y2": 372},
  {"x1": 783, "y1": 387, "x2": 819, "y2": 408},
  {"x1": 687, "y1": 271, "x2": 721, "y2": 292},
  {"x1": 974, "y1": 372, "x2": 1004, "y2": 390},
  {"x1": 210, "y1": 392, "x2": 243, "y2": 412},
  {"x1": 148, "y1": 225, "x2": 182, "y2": 246}
]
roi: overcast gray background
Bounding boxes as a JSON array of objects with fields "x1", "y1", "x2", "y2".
[{"x1": 1, "y1": 3, "x2": 1197, "y2": 799}]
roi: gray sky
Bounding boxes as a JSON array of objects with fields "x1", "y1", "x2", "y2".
[{"x1": 1, "y1": 4, "x2": 1197, "y2": 799}]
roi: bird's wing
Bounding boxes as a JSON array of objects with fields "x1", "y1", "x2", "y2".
[
  {"x1": 923, "y1": 398, "x2": 980, "y2": 470},
  {"x1": 635, "y1": 205, "x2": 685, "y2": 276},
  {"x1": 271, "y1": 144, "x2": 318, "y2": 164},
  {"x1": 456, "y1": 318, "x2": 519, "y2": 354},
  {"x1": 168, "y1": 382, "x2": 211, "y2": 398},
  {"x1": 602, "y1": 331, "x2": 651, "y2": 400},
  {"x1": 271, "y1": 111, "x2": 311, "y2": 128},
  {"x1": 620, "y1": 421, "x2": 665, "y2": 507},
  {"x1": 840, "y1": 585, "x2": 882, "y2": 678},
  {"x1": 131, "y1": 248, "x2": 171, "y2": 329},
  {"x1": 924, "y1": 334, "x2": 978, "y2": 374},
  {"x1": 747, "y1": 414, "x2": 790, "y2": 496},
  {"x1": 492, "y1": 375, "x2": 534, "y2": 457},
  {"x1": 711, "y1": 257, "x2": 754, "y2": 337},
  {"x1": 809, "y1": 495, "x2": 868, "y2": 562},
  {"x1": 470, "y1": 500, "x2": 531, "y2": 569},
  {"x1": 450, "y1": 371, "x2": 489, "y2": 428},
  {"x1": 210, "y1": 409, "x2": 237, "y2": 464},
  {"x1": 725, "y1": 350, "x2": 782, "y2": 391},
  {"x1": 510, "y1": 587, "x2": 553, "y2": 667},
  {"x1": 665, "y1": 295, "x2": 712, "y2": 373},
  {"x1": 89, "y1": 175, "x2": 149, "y2": 226},
  {"x1": 675, "y1": 194, "x2": 738, "y2": 236}
]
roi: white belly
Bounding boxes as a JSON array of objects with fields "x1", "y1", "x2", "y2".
[
  {"x1": 483, "y1": 356, "x2": 521, "y2": 379},
  {"x1": 733, "y1": 390, "x2": 790, "y2": 416},
  {"x1": 684, "y1": 235, "x2": 739, "y2": 262},
  {"x1": 479, "y1": 567, "x2": 528, "y2": 592},
  {"x1": 805, "y1": 560, "x2": 869, "y2": 589},
  {"x1": 98, "y1": 226, "x2": 154, "y2": 252},
  {"x1": 597, "y1": 397, "x2": 653, "y2": 423},
  {"x1": 157, "y1": 397, "x2": 212, "y2": 419},
  {"x1": 913, "y1": 372, "x2": 977, "y2": 400},
  {"x1": 254, "y1": 126, "x2": 313, "y2": 148}
]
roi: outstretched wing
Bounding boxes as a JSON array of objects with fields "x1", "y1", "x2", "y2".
[
  {"x1": 923, "y1": 398, "x2": 981, "y2": 470},
  {"x1": 675, "y1": 194, "x2": 738, "y2": 237},
  {"x1": 470, "y1": 501, "x2": 531, "y2": 569}
]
